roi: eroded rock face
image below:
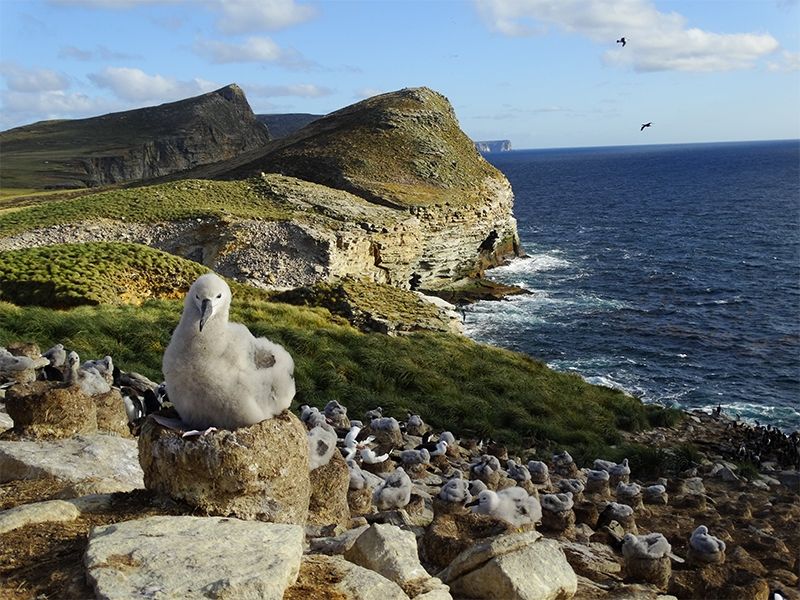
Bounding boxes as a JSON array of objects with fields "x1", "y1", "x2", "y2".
[
  {"x1": 138, "y1": 411, "x2": 310, "y2": 524},
  {"x1": 84, "y1": 516, "x2": 304, "y2": 600},
  {"x1": 439, "y1": 532, "x2": 577, "y2": 600},
  {"x1": 344, "y1": 523, "x2": 431, "y2": 594},
  {"x1": 285, "y1": 554, "x2": 410, "y2": 600}
]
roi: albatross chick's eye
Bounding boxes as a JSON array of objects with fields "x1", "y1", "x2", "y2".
[{"x1": 216, "y1": 293, "x2": 222, "y2": 299}]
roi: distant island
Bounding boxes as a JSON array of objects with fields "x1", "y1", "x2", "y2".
[{"x1": 474, "y1": 139, "x2": 512, "y2": 153}]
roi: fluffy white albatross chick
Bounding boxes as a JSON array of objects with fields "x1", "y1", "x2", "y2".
[
  {"x1": 373, "y1": 467, "x2": 412, "y2": 510},
  {"x1": 163, "y1": 272, "x2": 295, "y2": 430},
  {"x1": 66, "y1": 351, "x2": 111, "y2": 396},
  {"x1": 622, "y1": 532, "x2": 672, "y2": 560},
  {"x1": 689, "y1": 525, "x2": 726, "y2": 555},
  {"x1": 467, "y1": 488, "x2": 542, "y2": 527}
]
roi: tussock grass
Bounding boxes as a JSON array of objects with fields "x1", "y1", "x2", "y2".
[
  {"x1": 0, "y1": 179, "x2": 293, "y2": 236},
  {"x1": 0, "y1": 242, "x2": 210, "y2": 307},
  {"x1": 0, "y1": 294, "x2": 658, "y2": 454}
]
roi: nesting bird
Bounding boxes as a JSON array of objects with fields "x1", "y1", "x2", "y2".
[
  {"x1": 163, "y1": 273, "x2": 296, "y2": 430},
  {"x1": 467, "y1": 488, "x2": 541, "y2": 528},
  {"x1": 622, "y1": 532, "x2": 671, "y2": 560},
  {"x1": 439, "y1": 477, "x2": 472, "y2": 505},
  {"x1": 506, "y1": 459, "x2": 532, "y2": 484},
  {"x1": 527, "y1": 460, "x2": 550, "y2": 484},
  {"x1": 373, "y1": 467, "x2": 412, "y2": 510},
  {"x1": 541, "y1": 492, "x2": 574, "y2": 514},
  {"x1": 66, "y1": 351, "x2": 111, "y2": 396},
  {"x1": 689, "y1": 525, "x2": 726, "y2": 562},
  {"x1": 643, "y1": 484, "x2": 669, "y2": 505},
  {"x1": 622, "y1": 532, "x2": 673, "y2": 589},
  {"x1": 308, "y1": 424, "x2": 338, "y2": 470}
]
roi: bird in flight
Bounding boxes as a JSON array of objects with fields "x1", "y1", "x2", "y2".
[
  {"x1": 616, "y1": 37, "x2": 627, "y2": 47},
  {"x1": 640, "y1": 122, "x2": 652, "y2": 131}
]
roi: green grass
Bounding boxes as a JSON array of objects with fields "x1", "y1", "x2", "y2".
[
  {"x1": 0, "y1": 242, "x2": 211, "y2": 307},
  {"x1": 0, "y1": 178, "x2": 294, "y2": 237},
  {"x1": 0, "y1": 295, "x2": 660, "y2": 455}
]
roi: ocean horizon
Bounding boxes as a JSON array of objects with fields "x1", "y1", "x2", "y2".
[{"x1": 468, "y1": 139, "x2": 800, "y2": 432}]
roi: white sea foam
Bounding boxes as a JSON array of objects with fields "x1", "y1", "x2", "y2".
[{"x1": 490, "y1": 253, "x2": 572, "y2": 277}]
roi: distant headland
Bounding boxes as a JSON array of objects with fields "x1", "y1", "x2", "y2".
[{"x1": 474, "y1": 140, "x2": 512, "y2": 153}]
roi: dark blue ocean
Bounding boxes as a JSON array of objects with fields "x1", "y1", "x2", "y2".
[{"x1": 467, "y1": 140, "x2": 800, "y2": 431}]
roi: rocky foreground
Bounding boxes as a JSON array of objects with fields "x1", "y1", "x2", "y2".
[{"x1": 1, "y1": 344, "x2": 799, "y2": 600}]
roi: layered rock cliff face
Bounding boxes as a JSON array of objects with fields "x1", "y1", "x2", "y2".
[
  {"x1": 0, "y1": 84, "x2": 269, "y2": 189},
  {"x1": 222, "y1": 87, "x2": 522, "y2": 291}
]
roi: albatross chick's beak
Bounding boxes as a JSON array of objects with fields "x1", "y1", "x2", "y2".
[
  {"x1": 199, "y1": 298, "x2": 213, "y2": 332},
  {"x1": 465, "y1": 498, "x2": 479, "y2": 508}
]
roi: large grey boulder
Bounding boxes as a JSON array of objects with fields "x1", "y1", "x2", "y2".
[
  {"x1": 85, "y1": 516, "x2": 303, "y2": 600},
  {"x1": 439, "y1": 532, "x2": 577, "y2": 600},
  {"x1": 0, "y1": 435, "x2": 143, "y2": 495},
  {"x1": 138, "y1": 411, "x2": 310, "y2": 524},
  {"x1": 344, "y1": 523, "x2": 431, "y2": 594}
]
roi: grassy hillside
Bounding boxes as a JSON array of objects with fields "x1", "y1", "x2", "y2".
[
  {"x1": 0, "y1": 294, "x2": 664, "y2": 455},
  {"x1": 0, "y1": 243, "x2": 668, "y2": 453},
  {"x1": 0, "y1": 179, "x2": 293, "y2": 237},
  {"x1": 0, "y1": 242, "x2": 211, "y2": 307},
  {"x1": 224, "y1": 87, "x2": 505, "y2": 208}
]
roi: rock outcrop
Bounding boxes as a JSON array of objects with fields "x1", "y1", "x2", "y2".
[{"x1": 222, "y1": 87, "x2": 522, "y2": 291}]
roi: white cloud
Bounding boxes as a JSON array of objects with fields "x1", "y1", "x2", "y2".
[
  {"x1": 768, "y1": 50, "x2": 800, "y2": 72},
  {"x1": 88, "y1": 67, "x2": 218, "y2": 102},
  {"x1": 475, "y1": 0, "x2": 780, "y2": 72},
  {"x1": 0, "y1": 63, "x2": 70, "y2": 93},
  {"x1": 194, "y1": 37, "x2": 282, "y2": 63},
  {"x1": 59, "y1": 45, "x2": 139, "y2": 61},
  {"x1": 245, "y1": 83, "x2": 332, "y2": 97},
  {"x1": 354, "y1": 87, "x2": 386, "y2": 100},
  {"x1": 48, "y1": 0, "x2": 184, "y2": 7},
  {"x1": 210, "y1": 0, "x2": 316, "y2": 34},
  {"x1": 0, "y1": 90, "x2": 120, "y2": 129},
  {"x1": 193, "y1": 36, "x2": 317, "y2": 69}
]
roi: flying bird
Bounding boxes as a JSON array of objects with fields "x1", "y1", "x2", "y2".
[
  {"x1": 616, "y1": 37, "x2": 627, "y2": 47},
  {"x1": 641, "y1": 122, "x2": 653, "y2": 131}
]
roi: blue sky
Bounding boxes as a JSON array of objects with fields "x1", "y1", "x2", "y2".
[{"x1": 1, "y1": 0, "x2": 798, "y2": 149}]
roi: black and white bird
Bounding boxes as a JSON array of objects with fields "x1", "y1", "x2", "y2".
[
  {"x1": 641, "y1": 122, "x2": 653, "y2": 131},
  {"x1": 616, "y1": 37, "x2": 627, "y2": 47}
]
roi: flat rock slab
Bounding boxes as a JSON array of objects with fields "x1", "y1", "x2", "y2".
[
  {"x1": 85, "y1": 515, "x2": 304, "y2": 600},
  {"x1": 0, "y1": 435, "x2": 143, "y2": 495},
  {"x1": 0, "y1": 499, "x2": 80, "y2": 535},
  {"x1": 0, "y1": 494, "x2": 115, "y2": 535}
]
